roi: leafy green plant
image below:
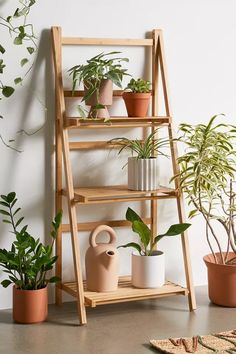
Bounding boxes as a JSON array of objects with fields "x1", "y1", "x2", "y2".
[
  {"x1": 0, "y1": 0, "x2": 37, "y2": 100},
  {"x1": 68, "y1": 51, "x2": 129, "y2": 118},
  {"x1": 118, "y1": 207, "x2": 191, "y2": 256},
  {"x1": 109, "y1": 129, "x2": 170, "y2": 159},
  {"x1": 125, "y1": 78, "x2": 151, "y2": 93},
  {"x1": 0, "y1": 192, "x2": 62, "y2": 290},
  {"x1": 172, "y1": 114, "x2": 236, "y2": 264}
]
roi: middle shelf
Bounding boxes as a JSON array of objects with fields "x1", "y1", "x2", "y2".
[{"x1": 62, "y1": 185, "x2": 178, "y2": 204}]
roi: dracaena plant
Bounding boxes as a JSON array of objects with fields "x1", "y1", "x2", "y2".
[
  {"x1": 0, "y1": 192, "x2": 62, "y2": 290},
  {"x1": 68, "y1": 51, "x2": 129, "y2": 119},
  {"x1": 172, "y1": 115, "x2": 236, "y2": 265},
  {"x1": 125, "y1": 78, "x2": 151, "y2": 93},
  {"x1": 118, "y1": 207, "x2": 191, "y2": 256},
  {"x1": 109, "y1": 129, "x2": 170, "y2": 159}
]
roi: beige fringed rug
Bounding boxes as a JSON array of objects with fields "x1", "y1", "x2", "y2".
[{"x1": 150, "y1": 330, "x2": 236, "y2": 353}]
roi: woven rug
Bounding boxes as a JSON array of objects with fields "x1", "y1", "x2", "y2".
[{"x1": 150, "y1": 330, "x2": 236, "y2": 353}]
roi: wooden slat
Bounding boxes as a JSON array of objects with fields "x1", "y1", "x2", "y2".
[
  {"x1": 61, "y1": 218, "x2": 151, "y2": 232},
  {"x1": 69, "y1": 140, "x2": 144, "y2": 150},
  {"x1": 61, "y1": 277, "x2": 188, "y2": 307},
  {"x1": 64, "y1": 90, "x2": 124, "y2": 97},
  {"x1": 62, "y1": 37, "x2": 153, "y2": 46},
  {"x1": 65, "y1": 116, "x2": 170, "y2": 129}
]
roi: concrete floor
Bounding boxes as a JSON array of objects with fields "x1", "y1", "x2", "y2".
[{"x1": 0, "y1": 286, "x2": 235, "y2": 354}]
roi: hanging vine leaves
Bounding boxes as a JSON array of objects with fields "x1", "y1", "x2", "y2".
[{"x1": 0, "y1": 0, "x2": 37, "y2": 100}]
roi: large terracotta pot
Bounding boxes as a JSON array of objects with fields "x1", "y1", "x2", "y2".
[
  {"x1": 128, "y1": 157, "x2": 158, "y2": 191},
  {"x1": 13, "y1": 286, "x2": 48, "y2": 324},
  {"x1": 123, "y1": 92, "x2": 151, "y2": 117},
  {"x1": 132, "y1": 251, "x2": 165, "y2": 288},
  {"x1": 84, "y1": 79, "x2": 113, "y2": 119},
  {"x1": 85, "y1": 225, "x2": 119, "y2": 292},
  {"x1": 203, "y1": 252, "x2": 236, "y2": 307}
]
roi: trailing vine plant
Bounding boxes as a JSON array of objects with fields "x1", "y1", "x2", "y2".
[{"x1": 0, "y1": 0, "x2": 37, "y2": 150}]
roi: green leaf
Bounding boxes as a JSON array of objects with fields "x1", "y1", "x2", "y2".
[
  {"x1": 188, "y1": 209, "x2": 198, "y2": 219},
  {"x1": 7, "y1": 192, "x2": 16, "y2": 203},
  {"x1": 6, "y1": 16, "x2": 11, "y2": 23},
  {"x1": 126, "y1": 207, "x2": 142, "y2": 223},
  {"x1": 155, "y1": 223, "x2": 191, "y2": 244},
  {"x1": 27, "y1": 47, "x2": 34, "y2": 55},
  {"x1": 132, "y1": 220, "x2": 151, "y2": 249},
  {"x1": 20, "y1": 58, "x2": 29, "y2": 67},
  {"x1": 0, "y1": 45, "x2": 5, "y2": 54},
  {"x1": 14, "y1": 77, "x2": 22, "y2": 85},
  {"x1": 49, "y1": 276, "x2": 60, "y2": 283},
  {"x1": 14, "y1": 37, "x2": 23, "y2": 45},
  {"x1": 0, "y1": 210, "x2": 10, "y2": 216},
  {"x1": 118, "y1": 242, "x2": 142, "y2": 255},
  {"x1": 1, "y1": 279, "x2": 12, "y2": 288},
  {"x1": 15, "y1": 217, "x2": 24, "y2": 228},
  {"x1": 2, "y1": 86, "x2": 15, "y2": 98}
]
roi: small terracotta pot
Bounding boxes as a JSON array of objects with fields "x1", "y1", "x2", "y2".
[
  {"x1": 123, "y1": 92, "x2": 151, "y2": 117},
  {"x1": 13, "y1": 286, "x2": 48, "y2": 324},
  {"x1": 203, "y1": 252, "x2": 236, "y2": 307},
  {"x1": 84, "y1": 79, "x2": 113, "y2": 119}
]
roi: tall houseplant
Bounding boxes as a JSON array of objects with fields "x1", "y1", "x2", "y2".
[
  {"x1": 109, "y1": 129, "x2": 170, "y2": 191},
  {"x1": 0, "y1": 192, "x2": 62, "y2": 323},
  {"x1": 123, "y1": 78, "x2": 151, "y2": 117},
  {"x1": 119, "y1": 207, "x2": 191, "y2": 288},
  {"x1": 68, "y1": 51, "x2": 129, "y2": 119},
  {"x1": 173, "y1": 115, "x2": 236, "y2": 306}
]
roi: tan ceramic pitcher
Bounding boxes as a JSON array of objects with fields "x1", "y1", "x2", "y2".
[{"x1": 85, "y1": 225, "x2": 119, "y2": 292}]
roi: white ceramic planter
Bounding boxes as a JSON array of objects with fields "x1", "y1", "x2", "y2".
[
  {"x1": 132, "y1": 251, "x2": 165, "y2": 288},
  {"x1": 128, "y1": 157, "x2": 158, "y2": 191}
]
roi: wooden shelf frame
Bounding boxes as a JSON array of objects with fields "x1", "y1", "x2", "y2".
[{"x1": 51, "y1": 26, "x2": 196, "y2": 325}]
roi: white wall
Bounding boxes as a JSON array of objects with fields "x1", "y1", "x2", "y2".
[{"x1": 1, "y1": 0, "x2": 236, "y2": 309}]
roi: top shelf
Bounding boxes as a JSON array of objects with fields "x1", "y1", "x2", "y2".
[{"x1": 65, "y1": 116, "x2": 171, "y2": 129}]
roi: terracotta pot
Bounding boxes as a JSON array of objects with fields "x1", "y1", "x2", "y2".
[
  {"x1": 123, "y1": 92, "x2": 151, "y2": 117},
  {"x1": 132, "y1": 251, "x2": 165, "y2": 288},
  {"x1": 84, "y1": 79, "x2": 113, "y2": 119},
  {"x1": 13, "y1": 286, "x2": 48, "y2": 324},
  {"x1": 128, "y1": 157, "x2": 158, "y2": 191},
  {"x1": 203, "y1": 252, "x2": 236, "y2": 307},
  {"x1": 85, "y1": 225, "x2": 119, "y2": 292}
]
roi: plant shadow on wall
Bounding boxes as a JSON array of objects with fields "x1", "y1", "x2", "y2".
[{"x1": 172, "y1": 114, "x2": 236, "y2": 307}]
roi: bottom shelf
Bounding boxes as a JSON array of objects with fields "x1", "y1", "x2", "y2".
[{"x1": 60, "y1": 276, "x2": 189, "y2": 308}]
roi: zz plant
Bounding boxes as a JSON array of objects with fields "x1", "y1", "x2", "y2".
[
  {"x1": 118, "y1": 207, "x2": 191, "y2": 256},
  {"x1": 172, "y1": 115, "x2": 236, "y2": 264},
  {"x1": 0, "y1": 192, "x2": 62, "y2": 290}
]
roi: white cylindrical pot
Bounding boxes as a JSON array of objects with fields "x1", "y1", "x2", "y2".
[
  {"x1": 128, "y1": 157, "x2": 158, "y2": 191},
  {"x1": 132, "y1": 251, "x2": 165, "y2": 288}
]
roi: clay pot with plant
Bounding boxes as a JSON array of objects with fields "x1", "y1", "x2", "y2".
[
  {"x1": 172, "y1": 115, "x2": 236, "y2": 306},
  {"x1": 123, "y1": 78, "x2": 151, "y2": 117},
  {"x1": 118, "y1": 207, "x2": 191, "y2": 288},
  {"x1": 0, "y1": 192, "x2": 62, "y2": 323},
  {"x1": 109, "y1": 129, "x2": 170, "y2": 191},
  {"x1": 68, "y1": 52, "x2": 129, "y2": 119}
]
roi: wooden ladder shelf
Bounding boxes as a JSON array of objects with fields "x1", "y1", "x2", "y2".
[{"x1": 51, "y1": 26, "x2": 196, "y2": 325}]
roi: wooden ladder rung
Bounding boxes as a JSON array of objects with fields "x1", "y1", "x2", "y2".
[
  {"x1": 61, "y1": 37, "x2": 153, "y2": 47},
  {"x1": 61, "y1": 218, "x2": 151, "y2": 232}
]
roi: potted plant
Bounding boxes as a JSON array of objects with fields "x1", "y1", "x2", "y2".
[
  {"x1": 173, "y1": 114, "x2": 236, "y2": 306},
  {"x1": 123, "y1": 78, "x2": 151, "y2": 117},
  {"x1": 68, "y1": 51, "x2": 129, "y2": 119},
  {"x1": 118, "y1": 207, "x2": 191, "y2": 288},
  {"x1": 109, "y1": 129, "x2": 170, "y2": 191},
  {"x1": 0, "y1": 192, "x2": 62, "y2": 323}
]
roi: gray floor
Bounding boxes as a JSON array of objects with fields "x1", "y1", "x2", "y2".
[{"x1": 0, "y1": 286, "x2": 235, "y2": 354}]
